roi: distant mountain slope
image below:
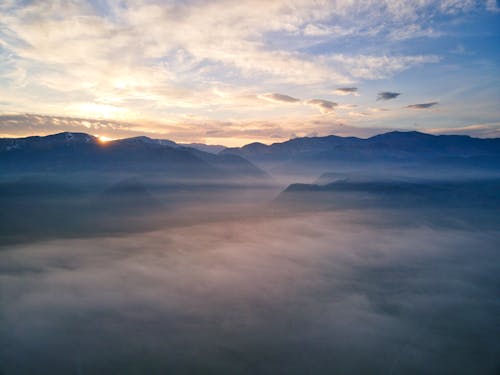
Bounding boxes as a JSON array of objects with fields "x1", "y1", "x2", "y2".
[
  {"x1": 275, "y1": 178, "x2": 500, "y2": 211},
  {"x1": 0, "y1": 132, "x2": 267, "y2": 180},
  {"x1": 221, "y1": 131, "x2": 500, "y2": 176},
  {"x1": 179, "y1": 143, "x2": 226, "y2": 154}
]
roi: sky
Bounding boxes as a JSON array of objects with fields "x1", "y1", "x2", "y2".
[{"x1": 0, "y1": 0, "x2": 499, "y2": 146}]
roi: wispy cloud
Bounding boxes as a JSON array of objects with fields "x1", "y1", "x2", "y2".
[
  {"x1": 306, "y1": 99, "x2": 338, "y2": 114},
  {"x1": 334, "y1": 87, "x2": 359, "y2": 96},
  {"x1": 377, "y1": 92, "x2": 401, "y2": 101},
  {"x1": 486, "y1": 0, "x2": 500, "y2": 12},
  {"x1": 407, "y1": 102, "x2": 438, "y2": 109},
  {"x1": 0, "y1": 113, "x2": 153, "y2": 139},
  {"x1": 426, "y1": 123, "x2": 500, "y2": 138},
  {"x1": 388, "y1": 24, "x2": 441, "y2": 41},
  {"x1": 328, "y1": 55, "x2": 439, "y2": 80},
  {"x1": 259, "y1": 93, "x2": 300, "y2": 103}
]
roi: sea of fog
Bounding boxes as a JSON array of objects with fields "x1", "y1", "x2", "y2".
[{"x1": 1, "y1": 208, "x2": 499, "y2": 374}]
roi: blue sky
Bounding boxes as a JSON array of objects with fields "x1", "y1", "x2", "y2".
[{"x1": 0, "y1": 0, "x2": 499, "y2": 145}]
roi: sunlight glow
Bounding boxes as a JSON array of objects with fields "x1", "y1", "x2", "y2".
[
  {"x1": 76, "y1": 103, "x2": 128, "y2": 120},
  {"x1": 98, "y1": 135, "x2": 112, "y2": 143}
]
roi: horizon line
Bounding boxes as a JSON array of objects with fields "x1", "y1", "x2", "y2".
[{"x1": 2, "y1": 129, "x2": 498, "y2": 150}]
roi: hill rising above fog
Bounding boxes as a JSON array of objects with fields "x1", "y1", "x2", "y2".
[{"x1": 275, "y1": 178, "x2": 500, "y2": 213}]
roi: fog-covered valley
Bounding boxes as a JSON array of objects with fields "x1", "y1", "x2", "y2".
[
  {"x1": 1, "y1": 207, "x2": 499, "y2": 374},
  {"x1": 1, "y1": 132, "x2": 499, "y2": 374}
]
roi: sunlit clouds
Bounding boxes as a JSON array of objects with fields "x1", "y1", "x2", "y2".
[{"x1": 0, "y1": 0, "x2": 499, "y2": 144}]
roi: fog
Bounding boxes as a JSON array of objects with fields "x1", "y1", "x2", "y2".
[{"x1": 1, "y1": 204, "x2": 499, "y2": 374}]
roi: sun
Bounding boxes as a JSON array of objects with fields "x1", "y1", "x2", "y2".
[{"x1": 98, "y1": 135, "x2": 112, "y2": 143}]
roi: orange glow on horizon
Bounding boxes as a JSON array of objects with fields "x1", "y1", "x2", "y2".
[{"x1": 98, "y1": 135, "x2": 112, "y2": 143}]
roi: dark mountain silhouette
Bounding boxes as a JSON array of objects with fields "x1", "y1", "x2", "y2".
[
  {"x1": 0, "y1": 132, "x2": 267, "y2": 180},
  {"x1": 275, "y1": 178, "x2": 500, "y2": 211},
  {"x1": 221, "y1": 131, "x2": 500, "y2": 176}
]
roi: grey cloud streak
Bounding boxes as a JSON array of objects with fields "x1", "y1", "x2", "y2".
[
  {"x1": 334, "y1": 87, "x2": 358, "y2": 96},
  {"x1": 259, "y1": 93, "x2": 300, "y2": 103},
  {"x1": 377, "y1": 91, "x2": 401, "y2": 100},
  {"x1": 306, "y1": 99, "x2": 338, "y2": 113},
  {"x1": 407, "y1": 102, "x2": 438, "y2": 109}
]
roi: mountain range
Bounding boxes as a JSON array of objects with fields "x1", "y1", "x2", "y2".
[
  {"x1": 2, "y1": 130, "x2": 499, "y2": 181},
  {"x1": 0, "y1": 132, "x2": 266, "y2": 181},
  {"x1": 221, "y1": 131, "x2": 500, "y2": 177}
]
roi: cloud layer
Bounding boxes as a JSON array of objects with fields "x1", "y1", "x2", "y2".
[
  {"x1": 0, "y1": 0, "x2": 499, "y2": 142},
  {"x1": 2, "y1": 114, "x2": 499, "y2": 145},
  {"x1": 1, "y1": 209, "x2": 499, "y2": 374}
]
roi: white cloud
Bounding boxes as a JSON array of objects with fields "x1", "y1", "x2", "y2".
[
  {"x1": 327, "y1": 54, "x2": 440, "y2": 80},
  {"x1": 303, "y1": 23, "x2": 355, "y2": 37},
  {"x1": 485, "y1": 0, "x2": 500, "y2": 12},
  {"x1": 388, "y1": 24, "x2": 441, "y2": 41}
]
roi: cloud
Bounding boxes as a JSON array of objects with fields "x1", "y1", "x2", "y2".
[
  {"x1": 407, "y1": 102, "x2": 438, "y2": 109},
  {"x1": 426, "y1": 123, "x2": 500, "y2": 138},
  {"x1": 450, "y1": 44, "x2": 467, "y2": 55},
  {"x1": 259, "y1": 93, "x2": 300, "y2": 103},
  {"x1": 347, "y1": 111, "x2": 370, "y2": 118},
  {"x1": 0, "y1": 113, "x2": 391, "y2": 145},
  {"x1": 306, "y1": 99, "x2": 338, "y2": 113},
  {"x1": 0, "y1": 0, "x2": 457, "y2": 124},
  {"x1": 334, "y1": 87, "x2": 359, "y2": 96},
  {"x1": 377, "y1": 92, "x2": 401, "y2": 100},
  {"x1": 0, "y1": 113, "x2": 163, "y2": 140},
  {"x1": 328, "y1": 55, "x2": 439, "y2": 80},
  {"x1": 303, "y1": 23, "x2": 355, "y2": 37},
  {"x1": 388, "y1": 24, "x2": 441, "y2": 41},
  {"x1": 485, "y1": 0, "x2": 500, "y2": 13},
  {"x1": 368, "y1": 107, "x2": 390, "y2": 113}
]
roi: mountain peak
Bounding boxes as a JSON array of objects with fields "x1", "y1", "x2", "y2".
[
  {"x1": 118, "y1": 136, "x2": 177, "y2": 147},
  {"x1": 47, "y1": 132, "x2": 97, "y2": 143},
  {"x1": 368, "y1": 130, "x2": 433, "y2": 140},
  {"x1": 120, "y1": 136, "x2": 153, "y2": 143}
]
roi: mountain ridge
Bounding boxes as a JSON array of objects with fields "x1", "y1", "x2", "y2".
[
  {"x1": 0, "y1": 132, "x2": 267, "y2": 180},
  {"x1": 222, "y1": 130, "x2": 499, "y2": 155},
  {"x1": 219, "y1": 130, "x2": 500, "y2": 176}
]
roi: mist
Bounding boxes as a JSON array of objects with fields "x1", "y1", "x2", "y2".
[
  {"x1": 1, "y1": 205, "x2": 499, "y2": 374},
  {"x1": 1, "y1": 132, "x2": 499, "y2": 374}
]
